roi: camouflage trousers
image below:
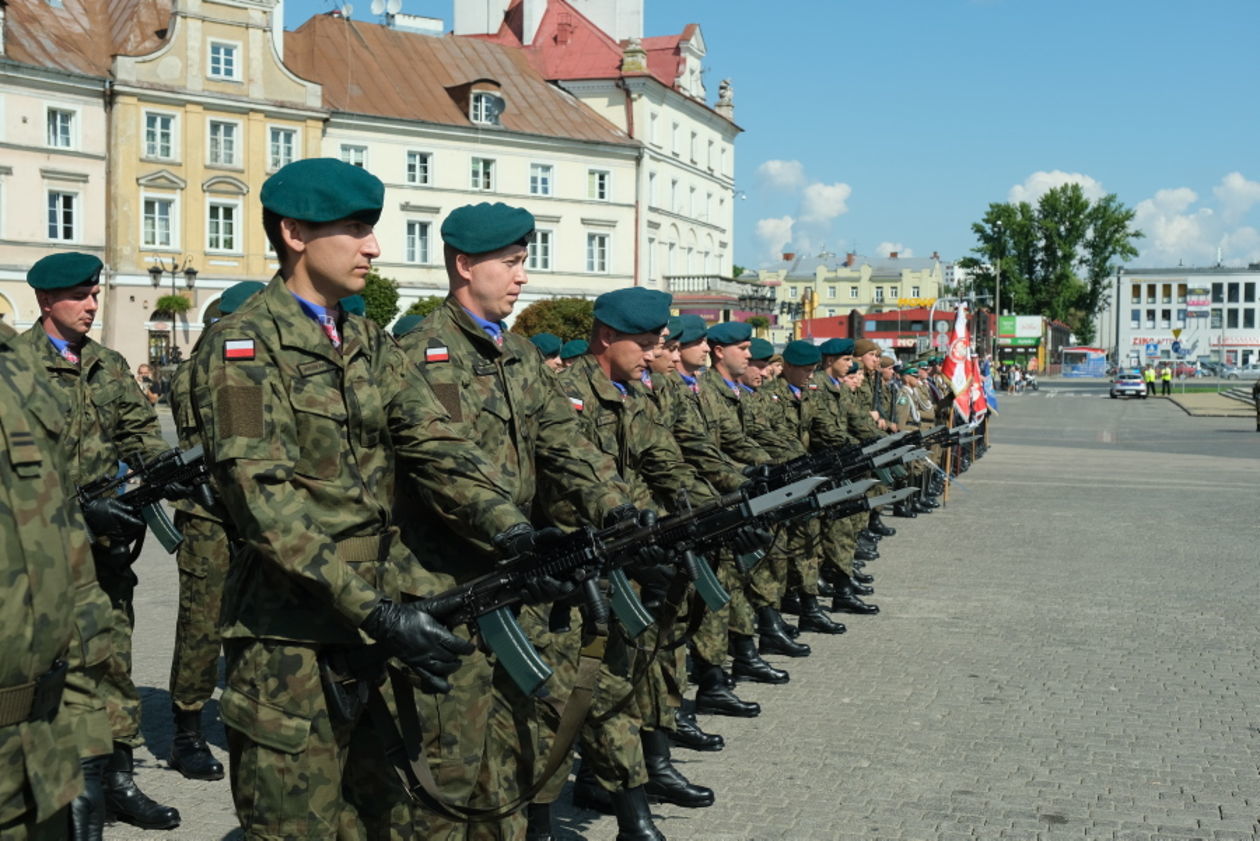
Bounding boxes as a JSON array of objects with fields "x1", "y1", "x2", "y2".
[
  {"x1": 821, "y1": 514, "x2": 860, "y2": 577},
  {"x1": 692, "y1": 554, "x2": 755, "y2": 666},
  {"x1": 580, "y1": 626, "x2": 647, "y2": 793},
  {"x1": 65, "y1": 574, "x2": 114, "y2": 759},
  {"x1": 747, "y1": 534, "x2": 789, "y2": 609},
  {"x1": 169, "y1": 512, "x2": 229, "y2": 712},
  {"x1": 91, "y1": 541, "x2": 142, "y2": 747},
  {"x1": 0, "y1": 808, "x2": 70, "y2": 841},
  {"x1": 784, "y1": 520, "x2": 822, "y2": 596},
  {"x1": 219, "y1": 639, "x2": 412, "y2": 841}
]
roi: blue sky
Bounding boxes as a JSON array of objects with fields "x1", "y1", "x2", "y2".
[{"x1": 283, "y1": 0, "x2": 1260, "y2": 270}]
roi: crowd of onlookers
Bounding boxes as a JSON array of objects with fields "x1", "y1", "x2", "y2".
[{"x1": 998, "y1": 363, "x2": 1037, "y2": 394}]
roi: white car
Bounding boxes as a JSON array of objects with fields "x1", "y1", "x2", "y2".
[{"x1": 1110, "y1": 370, "x2": 1147, "y2": 399}]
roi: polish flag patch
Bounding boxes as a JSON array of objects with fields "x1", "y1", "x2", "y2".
[
  {"x1": 223, "y1": 339, "x2": 255, "y2": 360},
  {"x1": 425, "y1": 346, "x2": 449, "y2": 363},
  {"x1": 568, "y1": 396, "x2": 584, "y2": 411}
]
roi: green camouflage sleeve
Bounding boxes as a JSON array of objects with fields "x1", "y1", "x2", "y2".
[
  {"x1": 700, "y1": 382, "x2": 772, "y2": 467},
  {"x1": 102, "y1": 349, "x2": 169, "y2": 464},
  {"x1": 668, "y1": 379, "x2": 746, "y2": 492},
  {"x1": 630, "y1": 389, "x2": 716, "y2": 511},
  {"x1": 751, "y1": 383, "x2": 808, "y2": 462}
]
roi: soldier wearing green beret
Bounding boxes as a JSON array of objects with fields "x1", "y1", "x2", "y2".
[
  {"x1": 186, "y1": 159, "x2": 550, "y2": 839},
  {"x1": 19, "y1": 252, "x2": 183, "y2": 829},
  {"x1": 559, "y1": 338, "x2": 589, "y2": 365},
  {"x1": 529, "y1": 332, "x2": 564, "y2": 371},
  {"x1": 163, "y1": 280, "x2": 265, "y2": 785},
  {"x1": 391, "y1": 313, "x2": 425, "y2": 339},
  {"x1": 396, "y1": 201, "x2": 636, "y2": 841}
]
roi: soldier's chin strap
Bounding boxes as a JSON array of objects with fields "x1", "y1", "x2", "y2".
[{"x1": 365, "y1": 653, "x2": 602, "y2": 823}]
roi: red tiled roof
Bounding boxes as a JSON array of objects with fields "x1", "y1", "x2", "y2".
[
  {"x1": 3, "y1": 0, "x2": 171, "y2": 77},
  {"x1": 284, "y1": 14, "x2": 633, "y2": 146}
]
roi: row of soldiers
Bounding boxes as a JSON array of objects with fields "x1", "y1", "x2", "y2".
[{"x1": 1, "y1": 157, "x2": 983, "y2": 841}]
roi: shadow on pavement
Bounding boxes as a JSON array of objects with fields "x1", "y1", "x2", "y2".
[{"x1": 139, "y1": 686, "x2": 229, "y2": 759}]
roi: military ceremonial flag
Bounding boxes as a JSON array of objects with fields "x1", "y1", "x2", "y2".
[
  {"x1": 941, "y1": 304, "x2": 972, "y2": 420},
  {"x1": 970, "y1": 357, "x2": 988, "y2": 419}
]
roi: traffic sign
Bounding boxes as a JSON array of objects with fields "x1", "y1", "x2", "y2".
[
  {"x1": 1171, "y1": 341, "x2": 1182, "y2": 355},
  {"x1": 1144, "y1": 342, "x2": 1159, "y2": 357}
]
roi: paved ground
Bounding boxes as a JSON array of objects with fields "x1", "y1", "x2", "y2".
[{"x1": 109, "y1": 390, "x2": 1260, "y2": 840}]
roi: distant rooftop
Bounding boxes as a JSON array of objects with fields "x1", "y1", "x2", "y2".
[{"x1": 3, "y1": 0, "x2": 171, "y2": 77}]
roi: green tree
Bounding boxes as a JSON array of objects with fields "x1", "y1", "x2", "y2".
[
  {"x1": 405, "y1": 296, "x2": 446, "y2": 319},
  {"x1": 732, "y1": 264, "x2": 746, "y2": 278},
  {"x1": 509, "y1": 297, "x2": 594, "y2": 341},
  {"x1": 968, "y1": 184, "x2": 1142, "y2": 343},
  {"x1": 155, "y1": 294, "x2": 191, "y2": 317},
  {"x1": 360, "y1": 270, "x2": 400, "y2": 327},
  {"x1": 744, "y1": 315, "x2": 769, "y2": 334}
]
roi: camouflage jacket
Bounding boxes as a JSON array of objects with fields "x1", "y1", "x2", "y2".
[
  {"x1": 0, "y1": 323, "x2": 93, "y2": 825},
  {"x1": 696, "y1": 368, "x2": 771, "y2": 471},
  {"x1": 655, "y1": 372, "x2": 745, "y2": 493},
  {"x1": 810, "y1": 371, "x2": 871, "y2": 443},
  {"x1": 189, "y1": 277, "x2": 527, "y2": 643},
  {"x1": 758, "y1": 377, "x2": 850, "y2": 461},
  {"x1": 168, "y1": 351, "x2": 226, "y2": 524},
  {"x1": 399, "y1": 298, "x2": 631, "y2": 589},
  {"x1": 17, "y1": 322, "x2": 168, "y2": 491}
]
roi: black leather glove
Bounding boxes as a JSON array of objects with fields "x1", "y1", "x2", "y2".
[
  {"x1": 731, "y1": 524, "x2": 774, "y2": 556},
  {"x1": 81, "y1": 497, "x2": 144, "y2": 540},
  {"x1": 522, "y1": 573, "x2": 577, "y2": 605},
  {"x1": 602, "y1": 503, "x2": 639, "y2": 528},
  {"x1": 162, "y1": 478, "x2": 200, "y2": 501},
  {"x1": 361, "y1": 600, "x2": 475, "y2": 694},
  {"x1": 71, "y1": 755, "x2": 108, "y2": 841},
  {"x1": 492, "y1": 523, "x2": 569, "y2": 559},
  {"x1": 741, "y1": 463, "x2": 772, "y2": 481}
]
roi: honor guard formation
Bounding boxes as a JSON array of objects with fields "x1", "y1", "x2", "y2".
[{"x1": 3, "y1": 159, "x2": 994, "y2": 841}]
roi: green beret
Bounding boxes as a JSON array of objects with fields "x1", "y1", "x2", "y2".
[
  {"x1": 529, "y1": 332, "x2": 562, "y2": 357},
  {"x1": 749, "y1": 338, "x2": 775, "y2": 360},
  {"x1": 847, "y1": 362, "x2": 860, "y2": 375},
  {"x1": 261, "y1": 158, "x2": 384, "y2": 225},
  {"x1": 819, "y1": 337, "x2": 854, "y2": 356},
  {"x1": 665, "y1": 316, "x2": 684, "y2": 342},
  {"x1": 902, "y1": 366, "x2": 920, "y2": 376},
  {"x1": 27, "y1": 252, "x2": 102, "y2": 290},
  {"x1": 341, "y1": 294, "x2": 366, "y2": 316},
  {"x1": 707, "y1": 322, "x2": 753, "y2": 346},
  {"x1": 560, "y1": 339, "x2": 588, "y2": 360},
  {"x1": 593, "y1": 287, "x2": 672, "y2": 334},
  {"x1": 441, "y1": 202, "x2": 535, "y2": 255},
  {"x1": 783, "y1": 340, "x2": 821, "y2": 366},
  {"x1": 675, "y1": 314, "x2": 709, "y2": 345},
  {"x1": 218, "y1": 281, "x2": 266, "y2": 315},
  {"x1": 392, "y1": 314, "x2": 424, "y2": 337}
]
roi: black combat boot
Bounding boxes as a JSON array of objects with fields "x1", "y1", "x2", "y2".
[
  {"x1": 852, "y1": 569, "x2": 874, "y2": 584},
  {"x1": 848, "y1": 577, "x2": 875, "y2": 596},
  {"x1": 669, "y1": 707, "x2": 724, "y2": 752},
  {"x1": 858, "y1": 527, "x2": 882, "y2": 544},
  {"x1": 854, "y1": 545, "x2": 879, "y2": 561},
  {"x1": 71, "y1": 755, "x2": 108, "y2": 841},
  {"x1": 572, "y1": 759, "x2": 614, "y2": 815},
  {"x1": 868, "y1": 509, "x2": 897, "y2": 536},
  {"x1": 856, "y1": 533, "x2": 880, "y2": 554},
  {"x1": 891, "y1": 499, "x2": 918, "y2": 518},
  {"x1": 798, "y1": 594, "x2": 847, "y2": 635},
  {"x1": 103, "y1": 744, "x2": 181, "y2": 830},
  {"x1": 817, "y1": 577, "x2": 836, "y2": 598},
  {"x1": 525, "y1": 802, "x2": 554, "y2": 841},
  {"x1": 779, "y1": 590, "x2": 801, "y2": 615},
  {"x1": 755, "y1": 606, "x2": 811, "y2": 658},
  {"x1": 169, "y1": 706, "x2": 225, "y2": 781},
  {"x1": 830, "y1": 573, "x2": 880, "y2": 615},
  {"x1": 693, "y1": 662, "x2": 760, "y2": 718},
  {"x1": 610, "y1": 786, "x2": 666, "y2": 841},
  {"x1": 730, "y1": 634, "x2": 789, "y2": 684},
  {"x1": 642, "y1": 729, "x2": 715, "y2": 808}
]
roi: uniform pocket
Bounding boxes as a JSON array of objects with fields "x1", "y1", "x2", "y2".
[
  {"x1": 219, "y1": 685, "x2": 313, "y2": 755},
  {"x1": 289, "y1": 378, "x2": 348, "y2": 480}
]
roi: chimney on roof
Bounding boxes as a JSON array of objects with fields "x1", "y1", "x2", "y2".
[
  {"x1": 845, "y1": 252, "x2": 856, "y2": 267},
  {"x1": 522, "y1": 0, "x2": 544, "y2": 45},
  {"x1": 556, "y1": 12, "x2": 573, "y2": 45},
  {"x1": 930, "y1": 251, "x2": 939, "y2": 260},
  {"x1": 782, "y1": 252, "x2": 796, "y2": 263},
  {"x1": 889, "y1": 251, "x2": 898, "y2": 259}
]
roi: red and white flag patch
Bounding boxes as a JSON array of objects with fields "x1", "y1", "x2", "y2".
[
  {"x1": 223, "y1": 339, "x2": 255, "y2": 360},
  {"x1": 568, "y1": 396, "x2": 584, "y2": 411},
  {"x1": 425, "y1": 346, "x2": 449, "y2": 363}
]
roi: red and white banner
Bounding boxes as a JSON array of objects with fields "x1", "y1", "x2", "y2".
[
  {"x1": 941, "y1": 304, "x2": 972, "y2": 420},
  {"x1": 969, "y1": 356, "x2": 987, "y2": 420}
]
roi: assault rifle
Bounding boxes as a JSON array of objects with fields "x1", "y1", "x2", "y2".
[
  {"x1": 756, "y1": 439, "x2": 922, "y2": 494},
  {"x1": 76, "y1": 445, "x2": 214, "y2": 553}
]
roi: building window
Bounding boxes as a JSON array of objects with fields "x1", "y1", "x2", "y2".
[
  {"x1": 1175, "y1": 308, "x2": 1186, "y2": 325},
  {"x1": 850, "y1": 286, "x2": 858, "y2": 299},
  {"x1": 471, "y1": 157, "x2": 495, "y2": 191},
  {"x1": 707, "y1": 139, "x2": 715, "y2": 170},
  {"x1": 827, "y1": 286, "x2": 836, "y2": 299},
  {"x1": 406, "y1": 151, "x2": 432, "y2": 185},
  {"x1": 1129, "y1": 309, "x2": 1141, "y2": 329},
  {"x1": 47, "y1": 191, "x2": 76, "y2": 240},
  {"x1": 689, "y1": 131, "x2": 698, "y2": 162},
  {"x1": 788, "y1": 286, "x2": 798, "y2": 298},
  {"x1": 47, "y1": 108, "x2": 74, "y2": 148},
  {"x1": 891, "y1": 286, "x2": 899, "y2": 299},
  {"x1": 269, "y1": 127, "x2": 296, "y2": 171},
  {"x1": 1159, "y1": 309, "x2": 1171, "y2": 329},
  {"x1": 670, "y1": 179, "x2": 679, "y2": 212},
  {"x1": 1246, "y1": 282, "x2": 1256, "y2": 303},
  {"x1": 588, "y1": 169, "x2": 609, "y2": 201},
  {"x1": 874, "y1": 287, "x2": 884, "y2": 303},
  {"x1": 1246, "y1": 310, "x2": 1256, "y2": 330},
  {"x1": 530, "y1": 163, "x2": 553, "y2": 196},
  {"x1": 826, "y1": 308, "x2": 835, "y2": 317},
  {"x1": 1210, "y1": 308, "x2": 1222, "y2": 329},
  {"x1": 671, "y1": 122, "x2": 680, "y2": 155},
  {"x1": 649, "y1": 112, "x2": 659, "y2": 146},
  {"x1": 528, "y1": 230, "x2": 552, "y2": 270},
  {"x1": 207, "y1": 201, "x2": 238, "y2": 252},
  {"x1": 470, "y1": 92, "x2": 504, "y2": 126},
  {"x1": 405, "y1": 220, "x2": 430, "y2": 264},
  {"x1": 1227, "y1": 309, "x2": 1239, "y2": 328},
  {"x1": 911, "y1": 285, "x2": 920, "y2": 297},
  {"x1": 647, "y1": 237, "x2": 656, "y2": 280},
  {"x1": 688, "y1": 186, "x2": 696, "y2": 217},
  {"x1": 586, "y1": 233, "x2": 608, "y2": 273},
  {"x1": 340, "y1": 144, "x2": 367, "y2": 168},
  {"x1": 1177, "y1": 284, "x2": 1187, "y2": 303},
  {"x1": 144, "y1": 113, "x2": 174, "y2": 159},
  {"x1": 142, "y1": 197, "x2": 174, "y2": 248},
  {"x1": 648, "y1": 172, "x2": 658, "y2": 206},
  {"x1": 208, "y1": 120, "x2": 238, "y2": 166},
  {"x1": 1145, "y1": 309, "x2": 1155, "y2": 329},
  {"x1": 1211, "y1": 282, "x2": 1224, "y2": 304},
  {"x1": 1146, "y1": 284, "x2": 1156, "y2": 304},
  {"x1": 208, "y1": 41, "x2": 239, "y2": 80}
]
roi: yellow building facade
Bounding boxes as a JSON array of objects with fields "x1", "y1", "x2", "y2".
[{"x1": 103, "y1": 0, "x2": 324, "y2": 367}]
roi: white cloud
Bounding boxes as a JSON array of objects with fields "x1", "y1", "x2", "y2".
[
  {"x1": 1212, "y1": 172, "x2": 1260, "y2": 224},
  {"x1": 800, "y1": 182, "x2": 852, "y2": 224},
  {"x1": 756, "y1": 160, "x2": 807, "y2": 191},
  {"x1": 755, "y1": 216, "x2": 795, "y2": 261},
  {"x1": 1220, "y1": 226, "x2": 1260, "y2": 265},
  {"x1": 1134, "y1": 189, "x2": 1214, "y2": 264},
  {"x1": 876, "y1": 242, "x2": 914, "y2": 259},
  {"x1": 1008, "y1": 170, "x2": 1106, "y2": 204}
]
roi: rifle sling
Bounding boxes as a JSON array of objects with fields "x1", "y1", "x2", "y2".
[{"x1": 368, "y1": 653, "x2": 602, "y2": 823}]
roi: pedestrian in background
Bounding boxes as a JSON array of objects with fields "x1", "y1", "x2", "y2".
[
  {"x1": 1160, "y1": 363, "x2": 1173, "y2": 396},
  {"x1": 1143, "y1": 364, "x2": 1157, "y2": 395},
  {"x1": 135, "y1": 363, "x2": 160, "y2": 405}
]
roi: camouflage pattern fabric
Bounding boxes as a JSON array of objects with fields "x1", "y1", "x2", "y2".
[
  {"x1": 654, "y1": 373, "x2": 746, "y2": 493},
  {"x1": 0, "y1": 322, "x2": 92, "y2": 832}
]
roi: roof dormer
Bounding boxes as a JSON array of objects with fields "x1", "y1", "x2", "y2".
[{"x1": 446, "y1": 78, "x2": 506, "y2": 127}]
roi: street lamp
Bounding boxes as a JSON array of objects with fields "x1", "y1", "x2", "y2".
[
  {"x1": 992, "y1": 220, "x2": 1003, "y2": 360},
  {"x1": 1113, "y1": 266, "x2": 1124, "y2": 366},
  {"x1": 148, "y1": 255, "x2": 198, "y2": 362}
]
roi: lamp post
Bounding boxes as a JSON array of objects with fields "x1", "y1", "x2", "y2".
[
  {"x1": 992, "y1": 220, "x2": 1003, "y2": 361},
  {"x1": 1113, "y1": 266, "x2": 1124, "y2": 367},
  {"x1": 148, "y1": 256, "x2": 198, "y2": 363}
]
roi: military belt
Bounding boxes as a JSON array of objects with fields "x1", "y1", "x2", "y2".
[
  {"x1": 335, "y1": 533, "x2": 388, "y2": 563},
  {"x1": 0, "y1": 659, "x2": 68, "y2": 728}
]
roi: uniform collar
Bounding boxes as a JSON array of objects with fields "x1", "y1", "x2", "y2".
[{"x1": 265, "y1": 276, "x2": 362, "y2": 364}]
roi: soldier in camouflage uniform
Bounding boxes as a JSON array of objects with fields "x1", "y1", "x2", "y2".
[
  {"x1": 18, "y1": 253, "x2": 183, "y2": 830},
  {"x1": 397, "y1": 202, "x2": 635, "y2": 841},
  {"x1": 165, "y1": 281, "x2": 264, "y2": 783},
  {"x1": 187, "y1": 160, "x2": 545, "y2": 840},
  {"x1": 0, "y1": 318, "x2": 107, "y2": 840}
]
